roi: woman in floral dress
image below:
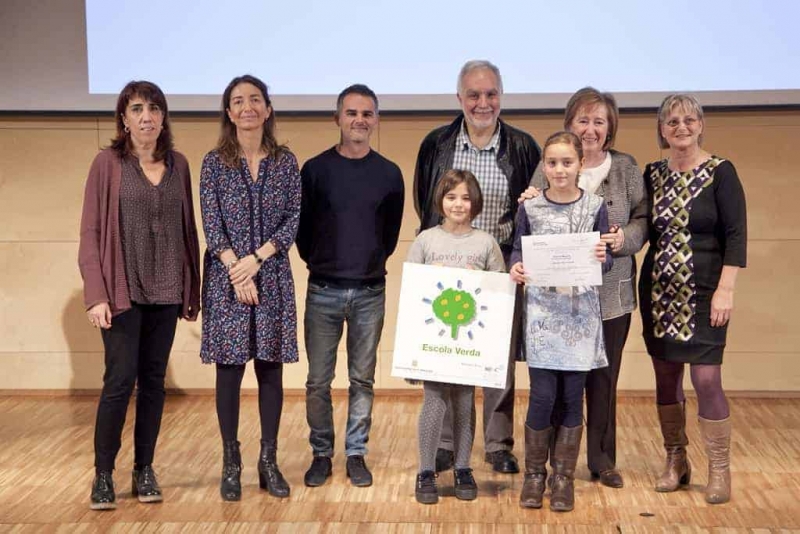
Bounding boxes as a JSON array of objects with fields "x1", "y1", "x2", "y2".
[{"x1": 200, "y1": 74, "x2": 300, "y2": 501}]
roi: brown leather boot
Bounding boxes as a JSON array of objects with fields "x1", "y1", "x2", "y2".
[
  {"x1": 520, "y1": 425, "x2": 552, "y2": 509},
  {"x1": 655, "y1": 403, "x2": 691, "y2": 492},
  {"x1": 550, "y1": 425, "x2": 582, "y2": 512},
  {"x1": 698, "y1": 416, "x2": 731, "y2": 504}
]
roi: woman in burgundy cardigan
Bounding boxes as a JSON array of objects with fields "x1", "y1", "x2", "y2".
[{"x1": 78, "y1": 81, "x2": 200, "y2": 511}]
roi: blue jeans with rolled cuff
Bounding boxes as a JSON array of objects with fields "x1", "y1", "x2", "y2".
[{"x1": 304, "y1": 281, "x2": 385, "y2": 458}]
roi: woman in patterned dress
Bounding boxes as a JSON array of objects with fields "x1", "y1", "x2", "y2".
[
  {"x1": 79, "y1": 81, "x2": 201, "y2": 510},
  {"x1": 199, "y1": 74, "x2": 301, "y2": 501},
  {"x1": 639, "y1": 94, "x2": 747, "y2": 504}
]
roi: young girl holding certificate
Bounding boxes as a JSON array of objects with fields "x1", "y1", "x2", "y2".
[
  {"x1": 407, "y1": 169, "x2": 506, "y2": 505},
  {"x1": 509, "y1": 132, "x2": 612, "y2": 512}
]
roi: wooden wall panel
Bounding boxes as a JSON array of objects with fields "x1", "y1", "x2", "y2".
[
  {"x1": 0, "y1": 128, "x2": 99, "y2": 241},
  {"x1": 0, "y1": 109, "x2": 796, "y2": 392}
]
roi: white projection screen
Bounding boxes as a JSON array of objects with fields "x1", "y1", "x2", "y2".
[{"x1": 2, "y1": 0, "x2": 800, "y2": 113}]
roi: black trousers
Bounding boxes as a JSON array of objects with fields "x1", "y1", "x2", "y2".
[
  {"x1": 94, "y1": 304, "x2": 179, "y2": 472},
  {"x1": 551, "y1": 313, "x2": 631, "y2": 473}
]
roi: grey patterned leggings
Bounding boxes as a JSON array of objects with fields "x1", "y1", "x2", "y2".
[{"x1": 418, "y1": 381, "x2": 475, "y2": 472}]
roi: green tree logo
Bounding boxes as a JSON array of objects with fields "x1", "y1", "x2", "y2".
[{"x1": 432, "y1": 288, "x2": 477, "y2": 340}]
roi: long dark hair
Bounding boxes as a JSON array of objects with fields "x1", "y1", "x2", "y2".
[
  {"x1": 216, "y1": 74, "x2": 287, "y2": 168},
  {"x1": 110, "y1": 80, "x2": 173, "y2": 161}
]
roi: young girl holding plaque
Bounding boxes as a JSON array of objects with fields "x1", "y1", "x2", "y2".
[
  {"x1": 509, "y1": 132, "x2": 612, "y2": 512},
  {"x1": 407, "y1": 169, "x2": 506, "y2": 505}
]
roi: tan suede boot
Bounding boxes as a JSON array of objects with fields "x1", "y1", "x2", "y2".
[
  {"x1": 520, "y1": 425, "x2": 552, "y2": 509},
  {"x1": 698, "y1": 416, "x2": 731, "y2": 504},
  {"x1": 550, "y1": 425, "x2": 582, "y2": 512},
  {"x1": 655, "y1": 403, "x2": 691, "y2": 492}
]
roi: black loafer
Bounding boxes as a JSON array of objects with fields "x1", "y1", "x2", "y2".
[
  {"x1": 434, "y1": 448, "x2": 454, "y2": 473},
  {"x1": 592, "y1": 469, "x2": 624, "y2": 488},
  {"x1": 484, "y1": 450, "x2": 520, "y2": 474}
]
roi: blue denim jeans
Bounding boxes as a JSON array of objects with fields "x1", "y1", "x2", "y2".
[{"x1": 304, "y1": 281, "x2": 385, "y2": 457}]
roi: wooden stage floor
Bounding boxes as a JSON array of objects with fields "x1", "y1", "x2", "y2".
[{"x1": 0, "y1": 395, "x2": 799, "y2": 533}]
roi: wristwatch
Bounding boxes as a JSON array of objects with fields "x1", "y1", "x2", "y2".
[{"x1": 253, "y1": 250, "x2": 264, "y2": 264}]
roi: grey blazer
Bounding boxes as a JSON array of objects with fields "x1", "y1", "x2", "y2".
[{"x1": 531, "y1": 149, "x2": 647, "y2": 320}]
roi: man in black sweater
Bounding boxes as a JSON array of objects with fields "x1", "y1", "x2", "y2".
[{"x1": 296, "y1": 84, "x2": 404, "y2": 488}]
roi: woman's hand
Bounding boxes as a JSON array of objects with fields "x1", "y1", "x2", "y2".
[
  {"x1": 517, "y1": 186, "x2": 541, "y2": 204},
  {"x1": 229, "y1": 255, "x2": 261, "y2": 285},
  {"x1": 594, "y1": 241, "x2": 607, "y2": 263},
  {"x1": 510, "y1": 262, "x2": 527, "y2": 284},
  {"x1": 710, "y1": 287, "x2": 734, "y2": 327},
  {"x1": 234, "y1": 278, "x2": 260, "y2": 306},
  {"x1": 600, "y1": 225, "x2": 625, "y2": 254},
  {"x1": 87, "y1": 302, "x2": 112, "y2": 329}
]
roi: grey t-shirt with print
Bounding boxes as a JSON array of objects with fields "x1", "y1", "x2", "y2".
[{"x1": 406, "y1": 225, "x2": 506, "y2": 272}]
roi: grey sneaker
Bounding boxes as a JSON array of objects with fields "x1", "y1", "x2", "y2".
[
  {"x1": 415, "y1": 470, "x2": 438, "y2": 504},
  {"x1": 454, "y1": 467, "x2": 478, "y2": 500}
]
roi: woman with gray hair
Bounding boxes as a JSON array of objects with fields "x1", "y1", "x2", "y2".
[
  {"x1": 639, "y1": 94, "x2": 747, "y2": 504},
  {"x1": 525, "y1": 87, "x2": 647, "y2": 493}
]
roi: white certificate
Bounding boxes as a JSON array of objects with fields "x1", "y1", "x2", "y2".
[
  {"x1": 391, "y1": 263, "x2": 516, "y2": 389},
  {"x1": 521, "y1": 232, "x2": 602, "y2": 287}
]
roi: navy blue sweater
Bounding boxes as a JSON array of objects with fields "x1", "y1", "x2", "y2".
[{"x1": 296, "y1": 147, "x2": 404, "y2": 285}]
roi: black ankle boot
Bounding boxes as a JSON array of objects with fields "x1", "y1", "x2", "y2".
[
  {"x1": 258, "y1": 440, "x2": 290, "y2": 498},
  {"x1": 90, "y1": 470, "x2": 116, "y2": 510},
  {"x1": 132, "y1": 464, "x2": 163, "y2": 503},
  {"x1": 221, "y1": 440, "x2": 242, "y2": 501}
]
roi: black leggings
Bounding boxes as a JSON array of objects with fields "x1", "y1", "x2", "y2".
[
  {"x1": 527, "y1": 368, "x2": 588, "y2": 430},
  {"x1": 216, "y1": 360, "x2": 283, "y2": 442}
]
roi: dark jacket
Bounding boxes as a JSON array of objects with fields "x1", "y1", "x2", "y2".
[{"x1": 413, "y1": 114, "x2": 541, "y2": 252}]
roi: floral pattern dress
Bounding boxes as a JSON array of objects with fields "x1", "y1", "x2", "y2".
[{"x1": 199, "y1": 149, "x2": 301, "y2": 364}]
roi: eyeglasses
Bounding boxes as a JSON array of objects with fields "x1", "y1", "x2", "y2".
[{"x1": 665, "y1": 117, "x2": 699, "y2": 129}]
